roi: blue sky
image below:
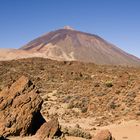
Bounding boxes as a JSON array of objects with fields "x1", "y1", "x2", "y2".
[{"x1": 0, "y1": 0, "x2": 140, "y2": 58}]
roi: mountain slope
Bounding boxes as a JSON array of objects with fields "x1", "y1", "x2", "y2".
[
  {"x1": 20, "y1": 27, "x2": 140, "y2": 66},
  {"x1": 0, "y1": 26, "x2": 139, "y2": 66}
]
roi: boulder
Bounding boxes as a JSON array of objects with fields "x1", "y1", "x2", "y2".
[
  {"x1": 36, "y1": 117, "x2": 62, "y2": 139},
  {"x1": 0, "y1": 76, "x2": 45, "y2": 137},
  {"x1": 93, "y1": 129, "x2": 113, "y2": 140}
]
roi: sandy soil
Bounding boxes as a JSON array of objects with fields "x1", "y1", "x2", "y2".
[{"x1": 97, "y1": 120, "x2": 140, "y2": 140}]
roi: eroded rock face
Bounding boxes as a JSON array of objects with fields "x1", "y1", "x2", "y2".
[
  {"x1": 93, "y1": 129, "x2": 113, "y2": 140},
  {"x1": 0, "y1": 76, "x2": 45, "y2": 137}
]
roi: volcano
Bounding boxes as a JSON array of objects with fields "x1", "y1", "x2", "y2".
[{"x1": 1, "y1": 26, "x2": 140, "y2": 66}]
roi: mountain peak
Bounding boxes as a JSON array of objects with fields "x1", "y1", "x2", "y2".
[
  {"x1": 63, "y1": 26, "x2": 74, "y2": 30},
  {"x1": 18, "y1": 27, "x2": 140, "y2": 66}
]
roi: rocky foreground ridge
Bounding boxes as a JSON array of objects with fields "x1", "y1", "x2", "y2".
[
  {"x1": 0, "y1": 76, "x2": 63, "y2": 139},
  {"x1": 0, "y1": 75, "x2": 116, "y2": 140}
]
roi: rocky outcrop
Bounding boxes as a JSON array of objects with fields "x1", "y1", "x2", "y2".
[
  {"x1": 36, "y1": 118, "x2": 62, "y2": 140},
  {"x1": 93, "y1": 129, "x2": 114, "y2": 140},
  {"x1": 0, "y1": 76, "x2": 45, "y2": 137}
]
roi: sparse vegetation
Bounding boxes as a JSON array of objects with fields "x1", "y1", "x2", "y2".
[
  {"x1": 61, "y1": 126, "x2": 92, "y2": 139},
  {"x1": 0, "y1": 58, "x2": 140, "y2": 127},
  {"x1": 105, "y1": 81, "x2": 113, "y2": 87}
]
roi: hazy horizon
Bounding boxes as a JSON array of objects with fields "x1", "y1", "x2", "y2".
[{"x1": 0, "y1": 0, "x2": 140, "y2": 58}]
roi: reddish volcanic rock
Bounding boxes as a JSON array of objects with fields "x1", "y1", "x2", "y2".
[
  {"x1": 0, "y1": 76, "x2": 45, "y2": 137},
  {"x1": 36, "y1": 118, "x2": 61, "y2": 139}
]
